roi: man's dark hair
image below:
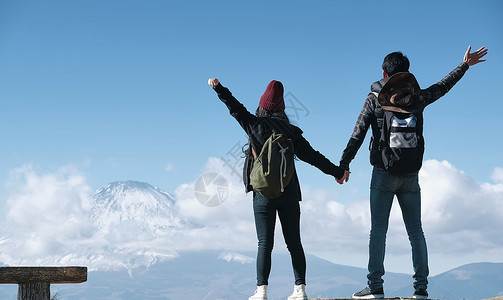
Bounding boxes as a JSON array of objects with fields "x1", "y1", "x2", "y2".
[{"x1": 382, "y1": 52, "x2": 410, "y2": 76}]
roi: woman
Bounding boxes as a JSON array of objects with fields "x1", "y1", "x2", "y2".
[{"x1": 208, "y1": 78, "x2": 343, "y2": 300}]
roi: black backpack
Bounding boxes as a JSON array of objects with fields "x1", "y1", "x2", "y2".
[{"x1": 374, "y1": 92, "x2": 425, "y2": 175}]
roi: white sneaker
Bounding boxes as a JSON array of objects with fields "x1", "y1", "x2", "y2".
[
  {"x1": 287, "y1": 284, "x2": 308, "y2": 300},
  {"x1": 249, "y1": 285, "x2": 268, "y2": 300}
]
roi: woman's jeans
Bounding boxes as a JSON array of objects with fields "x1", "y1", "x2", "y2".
[
  {"x1": 367, "y1": 167, "x2": 429, "y2": 291},
  {"x1": 253, "y1": 189, "x2": 306, "y2": 286}
]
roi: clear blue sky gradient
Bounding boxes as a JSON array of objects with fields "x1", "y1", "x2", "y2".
[{"x1": 0, "y1": 0, "x2": 501, "y2": 198}]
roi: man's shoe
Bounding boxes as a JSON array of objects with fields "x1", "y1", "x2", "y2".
[
  {"x1": 249, "y1": 285, "x2": 268, "y2": 300},
  {"x1": 413, "y1": 289, "x2": 428, "y2": 299},
  {"x1": 287, "y1": 284, "x2": 308, "y2": 300},
  {"x1": 352, "y1": 286, "x2": 385, "y2": 299}
]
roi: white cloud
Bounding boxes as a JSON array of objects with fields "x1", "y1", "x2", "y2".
[
  {"x1": 297, "y1": 160, "x2": 503, "y2": 274},
  {"x1": 419, "y1": 160, "x2": 503, "y2": 254},
  {"x1": 164, "y1": 163, "x2": 175, "y2": 172},
  {"x1": 0, "y1": 160, "x2": 257, "y2": 270},
  {"x1": 218, "y1": 251, "x2": 254, "y2": 264},
  {"x1": 2, "y1": 165, "x2": 94, "y2": 258},
  {"x1": 491, "y1": 167, "x2": 503, "y2": 184},
  {"x1": 174, "y1": 157, "x2": 256, "y2": 251},
  {"x1": 0, "y1": 159, "x2": 501, "y2": 275},
  {"x1": 0, "y1": 165, "x2": 177, "y2": 270},
  {"x1": 300, "y1": 187, "x2": 369, "y2": 253}
]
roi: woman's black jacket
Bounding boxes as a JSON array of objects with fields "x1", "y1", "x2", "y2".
[{"x1": 213, "y1": 83, "x2": 343, "y2": 200}]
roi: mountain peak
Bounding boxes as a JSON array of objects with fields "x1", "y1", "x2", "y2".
[
  {"x1": 91, "y1": 180, "x2": 187, "y2": 232},
  {"x1": 98, "y1": 180, "x2": 172, "y2": 194}
]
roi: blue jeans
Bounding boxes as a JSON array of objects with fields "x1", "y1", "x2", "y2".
[
  {"x1": 253, "y1": 186, "x2": 306, "y2": 286},
  {"x1": 367, "y1": 167, "x2": 428, "y2": 291}
]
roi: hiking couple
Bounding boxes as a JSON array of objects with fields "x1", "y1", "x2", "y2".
[{"x1": 208, "y1": 45, "x2": 487, "y2": 300}]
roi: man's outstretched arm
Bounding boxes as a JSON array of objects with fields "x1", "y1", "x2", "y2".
[{"x1": 421, "y1": 45, "x2": 488, "y2": 106}]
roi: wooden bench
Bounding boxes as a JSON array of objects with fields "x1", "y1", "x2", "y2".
[{"x1": 0, "y1": 266, "x2": 87, "y2": 300}]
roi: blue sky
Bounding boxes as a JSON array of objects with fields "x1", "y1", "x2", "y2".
[
  {"x1": 0, "y1": 0, "x2": 502, "y2": 276},
  {"x1": 1, "y1": 0, "x2": 500, "y2": 194}
]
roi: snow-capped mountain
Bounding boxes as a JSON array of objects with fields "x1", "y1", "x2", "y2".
[{"x1": 91, "y1": 180, "x2": 190, "y2": 232}]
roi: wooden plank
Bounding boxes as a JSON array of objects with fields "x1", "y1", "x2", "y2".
[
  {"x1": 18, "y1": 282, "x2": 50, "y2": 300},
  {"x1": 0, "y1": 267, "x2": 87, "y2": 284}
]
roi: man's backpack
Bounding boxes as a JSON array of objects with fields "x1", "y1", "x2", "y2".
[
  {"x1": 373, "y1": 73, "x2": 425, "y2": 175},
  {"x1": 379, "y1": 107, "x2": 425, "y2": 175},
  {"x1": 249, "y1": 123, "x2": 295, "y2": 199}
]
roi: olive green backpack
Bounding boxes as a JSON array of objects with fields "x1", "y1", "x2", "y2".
[{"x1": 250, "y1": 131, "x2": 295, "y2": 199}]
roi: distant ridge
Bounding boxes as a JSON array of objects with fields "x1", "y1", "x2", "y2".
[{"x1": 3, "y1": 252, "x2": 493, "y2": 300}]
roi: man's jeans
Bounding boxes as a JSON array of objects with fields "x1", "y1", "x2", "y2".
[{"x1": 367, "y1": 167, "x2": 429, "y2": 291}]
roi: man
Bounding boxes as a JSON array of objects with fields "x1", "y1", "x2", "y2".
[{"x1": 337, "y1": 46, "x2": 488, "y2": 299}]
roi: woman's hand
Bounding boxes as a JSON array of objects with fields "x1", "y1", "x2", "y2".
[{"x1": 208, "y1": 78, "x2": 220, "y2": 87}]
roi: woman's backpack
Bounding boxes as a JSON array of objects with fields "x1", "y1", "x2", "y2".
[{"x1": 249, "y1": 120, "x2": 295, "y2": 199}]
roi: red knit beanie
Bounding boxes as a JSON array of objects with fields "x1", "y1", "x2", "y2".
[{"x1": 259, "y1": 80, "x2": 285, "y2": 112}]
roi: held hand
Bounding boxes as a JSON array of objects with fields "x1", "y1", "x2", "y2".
[
  {"x1": 208, "y1": 78, "x2": 220, "y2": 87},
  {"x1": 463, "y1": 46, "x2": 488, "y2": 66},
  {"x1": 336, "y1": 170, "x2": 351, "y2": 185}
]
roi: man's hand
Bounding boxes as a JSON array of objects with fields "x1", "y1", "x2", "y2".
[
  {"x1": 336, "y1": 170, "x2": 351, "y2": 185},
  {"x1": 208, "y1": 78, "x2": 220, "y2": 87},
  {"x1": 463, "y1": 46, "x2": 488, "y2": 66}
]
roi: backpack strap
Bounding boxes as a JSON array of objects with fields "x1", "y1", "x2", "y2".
[{"x1": 277, "y1": 141, "x2": 290, "y2": 192}]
